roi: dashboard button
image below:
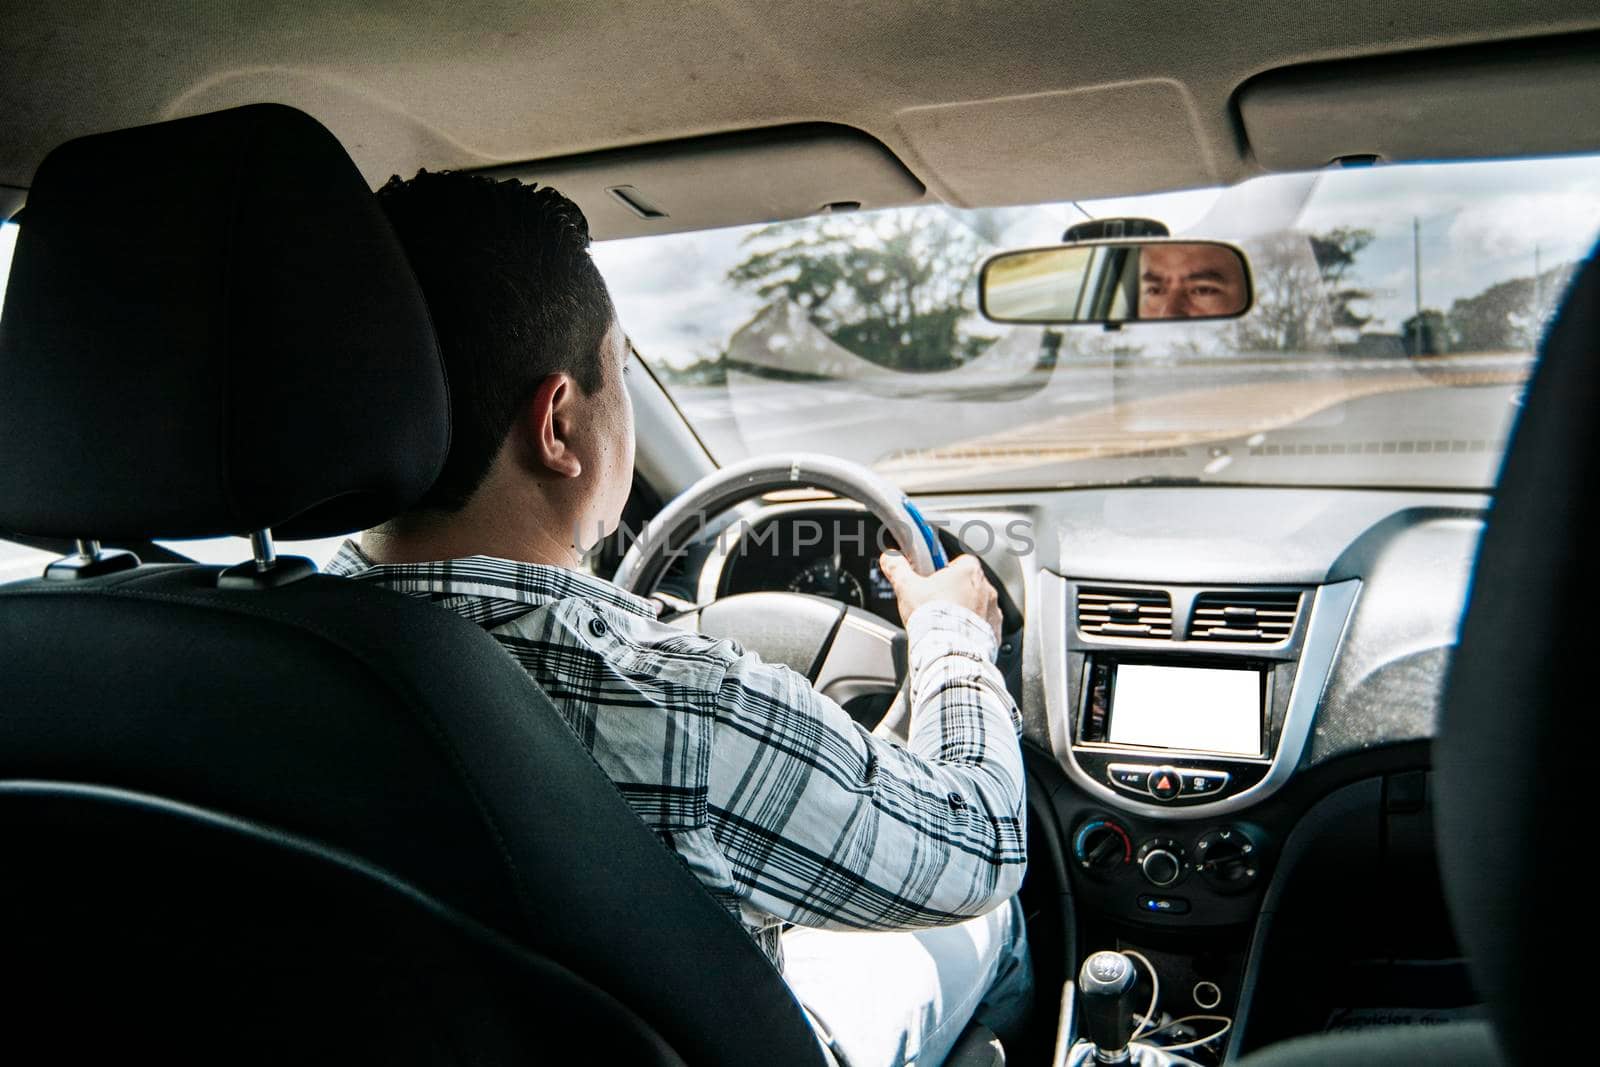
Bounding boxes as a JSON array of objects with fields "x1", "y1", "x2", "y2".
[
  {"x1": 1183, "y1": 770, "x2": 1230, "y2": 796},
  {"x1": 1107, "y1": 764, "x2": 1152, "y2": 793},
  {"x1": 1138, "y1": 895, "x2": 1190, "y2": 915},
  {"x1": 1149, "y1": 766, "x2": 1182, "y2": 801}
]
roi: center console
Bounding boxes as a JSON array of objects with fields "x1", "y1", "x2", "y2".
[{"x1": 1035, "y1": 572, "x2": 1361, "y2": 1059}]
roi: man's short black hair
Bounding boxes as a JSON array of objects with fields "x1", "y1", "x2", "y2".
[{"x1": 377, "y1": 170, "x2": 615, "y2": 512}]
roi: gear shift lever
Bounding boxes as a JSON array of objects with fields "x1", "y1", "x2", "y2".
[{"x1": 1078, "y1": 951, "x2": 1139, "y2": 1063}]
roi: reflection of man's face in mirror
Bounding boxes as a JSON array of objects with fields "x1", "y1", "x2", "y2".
[{"x1": 1138, "y1": 244, "x2": 1247, "y2": 319}]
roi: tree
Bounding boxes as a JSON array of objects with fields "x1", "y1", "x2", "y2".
[
  {"x1": 654, "y1": 352, "x2": 728, "y2": 387},
  {"x1": 1309, "y1": 227, "x2": 1375, "y2": 334},
  {"x1": 1447, "y1": 278, "x2": 1529, "y2": 352},
  {"x1": 725, "y1": 208, "x2": 1003, "y2": 372},
  {"x1": 1446, "y1": 261, "x2": 1578, "y2": 353},
  {"x1": 1229, "y1": 231, "x2": 1331, "y2": 353},
  {"x1": 1230, "y1": 228, "x2": 1375, "y2": 354}
]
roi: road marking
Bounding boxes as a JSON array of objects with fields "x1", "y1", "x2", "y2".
[{"x1": 876, "y1": 364, "x2": 1527, "y2": 489}]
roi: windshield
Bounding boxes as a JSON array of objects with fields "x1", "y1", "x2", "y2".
[{"x1": 595, "y1": 155, "x2": 1600, "y2": 492}]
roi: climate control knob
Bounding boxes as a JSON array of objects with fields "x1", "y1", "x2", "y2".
[
  {"x1": 1073, "y1": 818, "x2": 1133, "y2": 876},
  {"x1": 1136, "y1": 837, "x2": 1188, "y2": 887},
  {"x1": 1195, "y1": 826, "x2": 1261, "y2": 893},
  {"x1": 1141, "y1": 850, "x2": 1181, "y2": 886}
]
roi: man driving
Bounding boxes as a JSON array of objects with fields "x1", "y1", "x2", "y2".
[
  {"x1": 1138, "y1": 242, "x2": 1249, "y2": 319},
  {"x1": 325, "y1": 170, "x2": 1031, "y2": 1067}
]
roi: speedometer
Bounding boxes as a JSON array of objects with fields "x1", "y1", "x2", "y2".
[{"x1": 787, "y1": 556, "x2": 866, "y2": 608}]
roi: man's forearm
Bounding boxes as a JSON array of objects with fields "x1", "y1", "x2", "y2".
[
  {"x1": 904, "y1": 600, "x2": 1025, "y2": 823},
  {"x1": 706, "y1": 599, "x2": 1027, "y2": 932},
  {"x1": 905, "y1": 602, "x2": 1023, "y2": 749}
]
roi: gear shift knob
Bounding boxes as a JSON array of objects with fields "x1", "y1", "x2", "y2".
[{"x1": 1078, "y1": 950, "x2": 1139, "y2": 1062}]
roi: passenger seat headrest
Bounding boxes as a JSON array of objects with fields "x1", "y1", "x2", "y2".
[{"x1": 0, "y1": 103, "x2": 449, "y2": 541}]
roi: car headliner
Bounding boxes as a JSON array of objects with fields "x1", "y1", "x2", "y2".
[{"x1": 3, "y1": 1, "x2": 1600, "y2": 236}]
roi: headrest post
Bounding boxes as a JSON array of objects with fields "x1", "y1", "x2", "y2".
[
  {"x1": 249, "y1": 529, "x2": 277, "y2": 572},
  {"x1": 44, "y1": 538, "x2": 139, "y2": 581},
  {"x1": 218, "y1": 529, "x2": 314, "y2": 591}
]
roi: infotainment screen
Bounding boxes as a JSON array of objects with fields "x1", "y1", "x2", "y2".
[{"x1": 1107, "y1": 663, "x2": 1264, "y2": 756}]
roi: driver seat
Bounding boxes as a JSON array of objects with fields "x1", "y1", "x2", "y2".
[{"x1": 0, "y1": 104, "x2": 828, "y2": 1065}]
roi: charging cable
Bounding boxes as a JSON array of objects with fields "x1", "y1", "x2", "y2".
[
  {"x1": 1122, "y1": 949, "x2": 1160, "y2": 1041},
  {"x1": 1117, "y1": 950, "x2": 1233, "y2": 1059},
  {"x1": 1137, "y1": 1014, "x2": 1233, "y2": 1053}
]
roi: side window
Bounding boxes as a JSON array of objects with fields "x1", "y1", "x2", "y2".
[
  {"x1": 0, "y1": 220, "x2": 15, "y2": 316},
  {"x1": 0, "y1": 221, "x2": 55, "y2": 581}
]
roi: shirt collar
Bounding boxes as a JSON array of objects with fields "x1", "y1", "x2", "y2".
[{"x1": 324, "y1": 539, "x2": 658, "y2": 620}]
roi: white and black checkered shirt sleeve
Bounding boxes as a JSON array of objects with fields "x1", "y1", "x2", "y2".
[
  {"x1": 323, "y1": 541, "x2": 1025, "y2": 954},
  {"x1": 707, "y1": 601, "x2": 1026, "y2": 932}
]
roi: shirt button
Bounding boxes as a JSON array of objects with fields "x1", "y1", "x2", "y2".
[
  {"x1": 947, "y1": 792, "x2": 967, "y2": 811},
  {"x1": 588, "y1": 617, "x2": 608, "y2": 637}
]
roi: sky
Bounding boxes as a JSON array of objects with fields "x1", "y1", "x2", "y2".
[{"x1": 1294, "y1": 155, "x2": 1600, "y2": 329}]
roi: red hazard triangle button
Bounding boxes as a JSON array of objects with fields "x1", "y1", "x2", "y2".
[{"x1": 1149, "y1": 767, "x2": 1182, "y2": 801}]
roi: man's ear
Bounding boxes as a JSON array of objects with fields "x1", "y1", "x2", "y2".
[{"x1": 518, "y1": 373, "x2": 583, "y2": 479}]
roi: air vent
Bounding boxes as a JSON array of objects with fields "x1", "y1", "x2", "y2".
[
  {"x1": 1189, "y1": 590, "x2": 1301, "y2": 644},
  {"x1": 1077, "y1": 587, "x2": 1173, "y2": 639}
]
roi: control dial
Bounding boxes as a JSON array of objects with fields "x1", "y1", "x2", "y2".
[
  {"x1": 1073, "y1": 817, "x2": 1133, "y2": 877},
  {"x1": 1136, "y1": 837, "x2": 1188, "y2": 887},
  {"x1": 1195, "y1": 826, "x2": 1261, "y2": 893}
]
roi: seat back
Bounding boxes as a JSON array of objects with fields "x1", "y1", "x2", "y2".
[
  {"x1": 1, "y1": 780, "x2": 684, "y2": 1065},
  {"x1": 1434, "y1": 247, "x2": 1600, "y2": 1065},
  {"x1": 0, "y1": 564, "x2": 827, "y2": 1067},
  {"x1": 0, "y1": 105, "x2": 827, "y2": 1065}
]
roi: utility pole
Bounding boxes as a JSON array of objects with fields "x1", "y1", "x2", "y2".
[
  {"x1": 1412, "y1": 216, "x2": 1423, "y2": 355},
  {"x1": 1534, "y1": 244, "x2": 1543, "y2": 336}
]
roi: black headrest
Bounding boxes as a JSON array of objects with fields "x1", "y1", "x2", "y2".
[
  {"x1": 1436, "y1": 249, "x2": 1597, "y2": 1061},
  {"x1": 0, "y1": 104, "x2": 449, "y2": 541}
]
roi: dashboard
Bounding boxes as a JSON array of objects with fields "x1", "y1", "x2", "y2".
[
  {"x1": 702, "y1": 488, "x2": 1481, "y2": 766},
  {"x1": 684, "y1": 484, "x2": 1484, "y2": 1058}
]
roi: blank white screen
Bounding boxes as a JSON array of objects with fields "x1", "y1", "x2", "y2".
[{"x1": 1109, "y1": 664, "x2": 1262, "y2": 755}]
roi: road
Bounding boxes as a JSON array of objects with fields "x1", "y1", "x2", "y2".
[{"x1": 0, "y1": 353, "x2": 1530, "y2": 580}]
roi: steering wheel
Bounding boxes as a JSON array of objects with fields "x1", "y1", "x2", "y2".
[{"x1": 613, "y1": 454, "x2": 944, "y2": 736}]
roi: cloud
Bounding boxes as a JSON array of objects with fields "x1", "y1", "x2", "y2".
[
  {"x1": 593, "y1": 225, "x2": 762, "y2": 367},
  {"x1": 1447, "y1": 190, "x2": 1600, "y2": 259}
]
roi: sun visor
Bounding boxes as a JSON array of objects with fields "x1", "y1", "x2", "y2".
[
  {"x1": 1239, "y1": 35, "x2": 1600, "y2": 172},
  {"x1": 894, "y1": 81, "x2": 1222, "y2": 208},
  {"x1": 476, "y1": 124, "x2": 925, "y2": 240}
]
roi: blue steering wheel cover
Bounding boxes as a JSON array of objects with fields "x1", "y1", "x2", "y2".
[{"x1": 901, "y1": 498, "x2": 948, "y2": 570}]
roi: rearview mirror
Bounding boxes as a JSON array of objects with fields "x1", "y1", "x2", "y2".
[{"x1": 979, "y1": 240, "x2": 1253, "y2": 325}]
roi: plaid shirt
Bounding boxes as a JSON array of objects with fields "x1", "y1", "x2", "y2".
[{"x1": 326, "y1": 541, "x2": 1026, "y2": 969}]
